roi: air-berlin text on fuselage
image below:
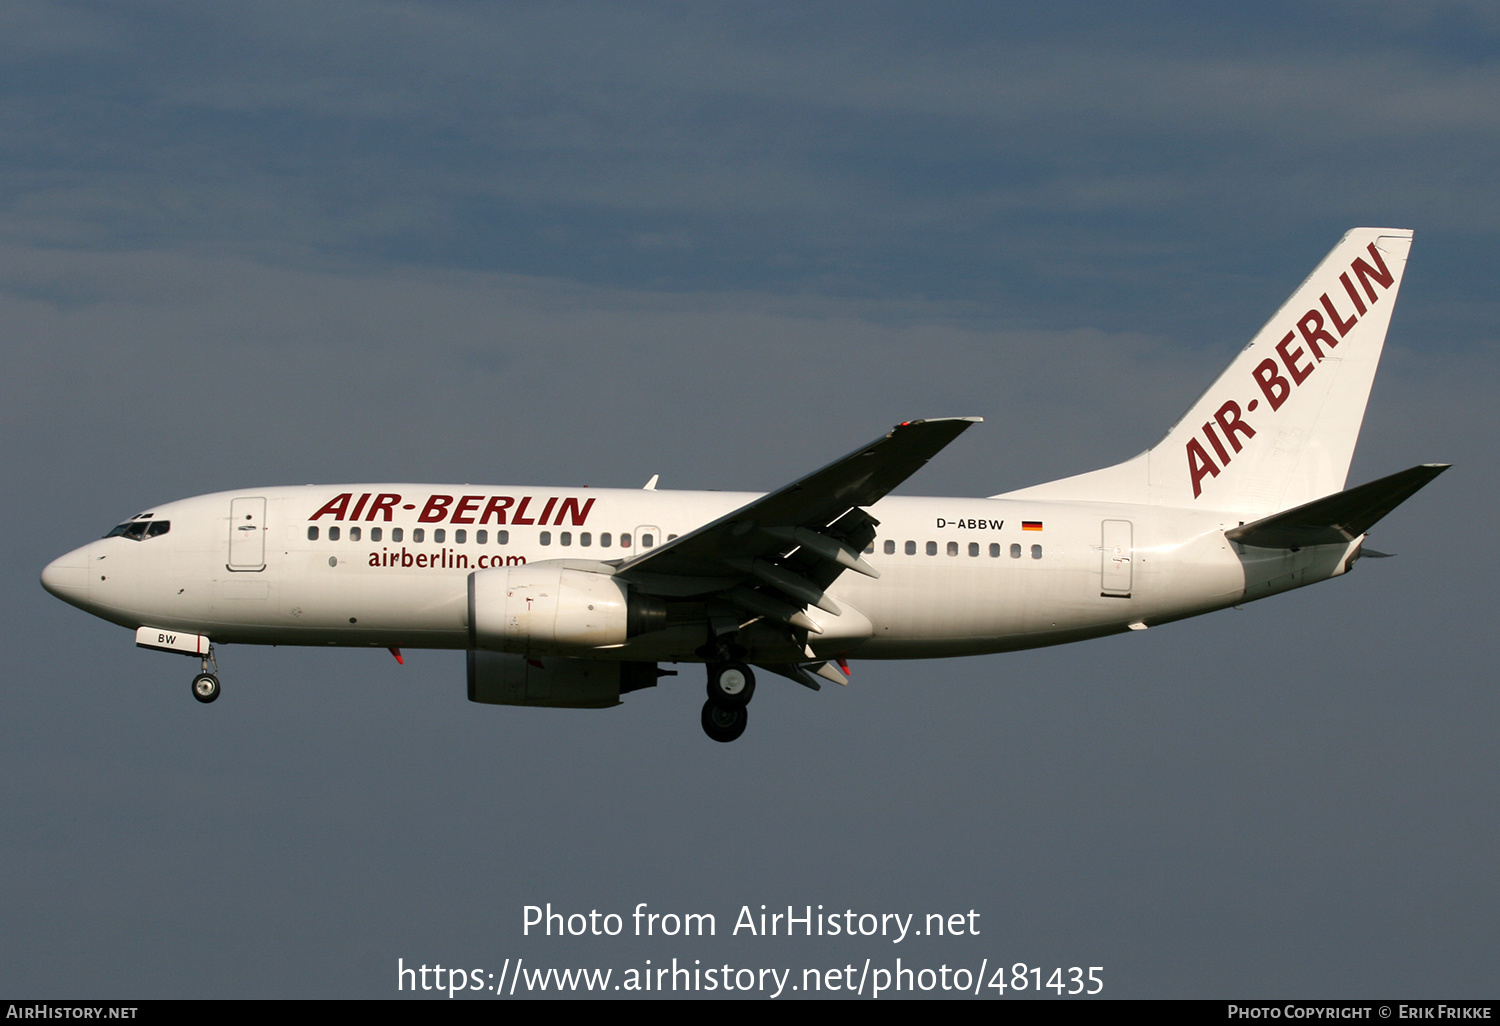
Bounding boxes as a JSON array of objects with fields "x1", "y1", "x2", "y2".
[
  {"x1": 1186, "y1": 241, "x2": 1396, "y2": 499},
  {"x1": 307, "y1": 493, "x2": 595, "y2": 526}
]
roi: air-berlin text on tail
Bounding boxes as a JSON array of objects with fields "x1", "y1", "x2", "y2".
[
  {"x1": 1187, "y1": 242, "x2": 1396, "y2": 499},
  {"x1": 308, "y1": 492, "x2": 595, "y2": 526}
]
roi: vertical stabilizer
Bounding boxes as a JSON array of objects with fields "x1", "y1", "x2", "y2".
[{"x1": 997, "y1": 228, "x2": 1413, "y2": 515}]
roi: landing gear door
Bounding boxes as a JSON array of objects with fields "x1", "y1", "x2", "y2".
[
  {"x1": 633, "y1": 525, "x2": 661, "y2": 559},
  {"x1": 228, "y1": 496, "x2": 267, "y2": 571},
  {"x1": 1100, "y1": 519, "x2": 1132, "y2": 597}
]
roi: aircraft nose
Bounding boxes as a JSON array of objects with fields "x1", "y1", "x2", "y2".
[{"x1": 41, "y1": 545, "x2": 91, "y2": 603}]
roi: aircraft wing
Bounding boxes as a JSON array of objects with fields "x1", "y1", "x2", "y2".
[
  {"x1": 616, "y1": 418, "x2": 981, "y2": 622},
  {"x1": 1225, "y1": 463, "x2": 1450, "y2": 549}
]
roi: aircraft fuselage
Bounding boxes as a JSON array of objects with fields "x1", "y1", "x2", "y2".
[{"x1": 43, "y1": 484, "x2": 1351, "y2": 661}]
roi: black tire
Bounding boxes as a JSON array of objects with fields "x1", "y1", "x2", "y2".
[
  {"x1": 191, "y1": 673, "x2": 220, "y2": 704},
  {"x1": 705, "y1": 661, "x2": 756, "y2": 706},
  {"x1": 701, "y1": 699, "x2": 748, "y2": 743}
]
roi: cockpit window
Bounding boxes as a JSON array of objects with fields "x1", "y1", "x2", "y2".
[{"x1": 104, "y1": 520, "x2": 170, "y2": 541}]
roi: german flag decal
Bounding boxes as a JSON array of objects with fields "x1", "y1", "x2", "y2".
[{"x1": 1022, "y1": 521, "x2": 1043, "y2": 531}]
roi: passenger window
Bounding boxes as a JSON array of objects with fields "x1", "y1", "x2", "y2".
[
  {"x1": 668, "y1": 534, "x2": 678, "y2": 541},
  {"x1": 497, "y1": 530, "x2": 509, "y2": 544},
  {"x1": 989, "y1": 543, "x2": 1000, "y2": 557},
  {"x1": 926, "y1": 541, "x2": 937, "y2": 556},
  {"x1": 350, "y1": 526, "x2": 361, "y2": 542},
  {"x1": 372, "y1": 527, "x2": 382, "y2": 542},
  {"x1": 329, "y1": 526, "x2": 340, "y2": 541},
  {"x1": 643, "y1": 534, "x2": 654, "y2": 548},
  {"x1": 1010, "y1": 543, "x2": 1021, "y2": 558},
  {"x1": 580, "y1": 532, "x2": 591, "y2": 547},
  {"x1": 947, "y1": 541, "x2": 958, "y2": 556},
  {"x1": 969, "y1": 542, "x2": 979, "y2": 557},
  {"x1": 904, "y1": 540, "x2": 915, "y2": 555},
  {"x1": 145, "y1": 521, "x2": 170, "y2": 539},
  {"x1": 307, "y1": 526, "x2": 319, "y2": 541},
  {"x1": 434, "y1": 529, "x2": 445, "y2": 543},
  {"x1": 884, "y1": 540, "x2": 896, "y2": 555},
  {"x1": 1031, "y1": 544, "x2": 1043, "y2": 559},
  {"x1": 413, "y1": 528, "x2": 424, "y2": 543},
  {"x1": 621, "y1": 533, "x2": 631, "y2": 547},
  {"x1": 392, "y1": 528, "x2": 403, "y2": 542},
  {"x1": 600, "y1": 532, "x2": 612, "y2": 547},
  {"x1": 540, "y1": 531, "x2": 551, "y2": 545},
  {"x1": 476, "y1": 529, "x2": 487, "y2": 544},
  {"x1": 455, "y1": 529, "x2": 466, "y2": 544}
]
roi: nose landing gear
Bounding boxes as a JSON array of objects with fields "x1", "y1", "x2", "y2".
[
  {"x1": 702, "y1": 661, "x2": 754, "y2": 742},
  {"x1": 190, "y1": 647, "x2": 220, "y2": 704}
]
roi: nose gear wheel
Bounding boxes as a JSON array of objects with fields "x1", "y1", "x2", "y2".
[{"x1": 191, "y1": 673, "x2": 220, "y2": 704}]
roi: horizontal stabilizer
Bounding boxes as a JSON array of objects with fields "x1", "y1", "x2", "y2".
[{"x1": 1226, "y1": 464, "x2": 1449, "y2": 549}]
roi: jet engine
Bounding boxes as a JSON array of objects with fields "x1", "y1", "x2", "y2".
[{"x1": 467, "y1": 561, "x2": 666, "y2": 656}]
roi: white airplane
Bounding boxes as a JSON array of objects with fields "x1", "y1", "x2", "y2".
[{"x1": 41, "y1": 228, "x2": 1446, "y2": 742}]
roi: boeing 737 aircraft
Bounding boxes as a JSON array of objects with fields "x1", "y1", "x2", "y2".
[{"x1": 41, "y1": 229, "x2": 1446, "y2": 741}]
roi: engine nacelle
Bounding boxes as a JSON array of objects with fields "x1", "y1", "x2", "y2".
[
  {"x1": 467, "y1": 650, "x2": 661, "y2": 708},
  {"x1": 468, "y1": 561, "x2": 664, "y2": 656}
]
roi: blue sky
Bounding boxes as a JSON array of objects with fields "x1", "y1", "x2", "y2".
[{"x1": 3, "y1": 2, "x2": 1496, "y2": 998}]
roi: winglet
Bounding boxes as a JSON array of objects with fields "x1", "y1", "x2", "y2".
[{"x1": 643, "y1": 474, "x2": 659, "y2": 491}]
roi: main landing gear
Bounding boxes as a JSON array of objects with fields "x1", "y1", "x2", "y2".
[
  {"x1": 701, "y1": 661, "x2": 755, "y2": 743},
  {"x1": 191, "y1": 647, "x2": 220, "y2": 704}
]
